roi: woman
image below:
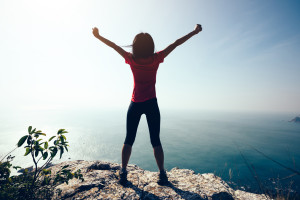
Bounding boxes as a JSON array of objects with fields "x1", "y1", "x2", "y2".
[{"x1": 92, "y1": 24, "x2": 202, "y2": 185}]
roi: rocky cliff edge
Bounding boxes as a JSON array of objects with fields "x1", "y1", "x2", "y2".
[{"x1": 45, "y1": 160, "x2": 270, "y2": 200}]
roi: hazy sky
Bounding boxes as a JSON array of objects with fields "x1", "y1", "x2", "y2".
[{"x1": 1, "y1": 0, "x2": 300, "y2": 113}]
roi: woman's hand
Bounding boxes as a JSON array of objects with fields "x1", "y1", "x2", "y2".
[
  {"x1": 193, "y1": 24, "x2": 202, "y2": 34},
  {"x1": 92, "y1": 27, "x2": 100, "y2": 38}
]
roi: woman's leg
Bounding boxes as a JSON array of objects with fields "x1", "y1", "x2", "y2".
[
  {"x1": 122, "y1": 144, "x2": 132, "y2": 169},
  {"x1": 153, "y1": 145, "x2": 165, "y2": 171},
  {"x1": 145, "y1": 99, "x2": 165, "y2": 171},
  {"x1": 122, "y1": 101, "x2": 141, "y2": 169}
]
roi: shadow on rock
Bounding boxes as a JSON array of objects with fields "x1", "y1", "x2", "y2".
[
  {"x1": 212, "y1": 192, "x2": 234, "y2": 200},
  {"x1": 122, "y1": 181, "x2": 161, "y2": 200},
  {"x1": 167, "y1": 182, "x2": 207, "y2": 200}
]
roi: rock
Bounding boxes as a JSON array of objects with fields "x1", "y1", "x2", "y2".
[
  {"x1": 17, "y1": 162, "x2": 54, "y2": 173},
  {"x1": 45, "y1": 160, "x2": 270, "y2": 200},
  {"x1": 289, "y1": 116, "x2": 300, "y2": 123},
  {"x1": 17, "y1": 165, "x2": 33, "y2": 173}
]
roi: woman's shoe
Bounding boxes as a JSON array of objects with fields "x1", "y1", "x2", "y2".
[
  {"x1": 119, "y1": 168, "x2": 128, "y2": 185},
  {"x1": 157, "y1": 169, "x2": 169, "y2": 185}
]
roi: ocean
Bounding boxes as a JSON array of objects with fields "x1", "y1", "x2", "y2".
[{"x1": 1, "y1": 108, "x2": 299, "y2": 196}]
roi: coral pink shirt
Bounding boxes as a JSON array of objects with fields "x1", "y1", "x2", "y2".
[{"x1": 124, "y1": 51, "x2": 165, "y2": 102}]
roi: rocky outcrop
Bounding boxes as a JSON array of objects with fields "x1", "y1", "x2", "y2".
[
  {"x1": 290, "y1": 116, "x2": 300, "y2": 123},
  {"x1": 46, "y1": 160, "x2": 270, "y2": 200}
]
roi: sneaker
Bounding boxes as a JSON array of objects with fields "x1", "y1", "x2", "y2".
[
  {"x1": 157, "y1": 169, "x2": 169, "y2": 185},
  {"x1": 119, "y1": 168, "x2": 128, "y2": 185}
]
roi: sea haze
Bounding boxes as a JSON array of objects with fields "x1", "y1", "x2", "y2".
[{"x1": 0, "y1": 108, "x2": 299, "y2": 194}]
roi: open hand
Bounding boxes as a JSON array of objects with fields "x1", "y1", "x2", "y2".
[
  {"x1": 194, "y1": 24, "x2": 202, "y2": 34},
  {"x1": 92, "y1": 27, "x2": 100, "y2": 38}
]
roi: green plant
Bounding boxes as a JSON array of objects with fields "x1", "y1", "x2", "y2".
[
  {"x1": 0, "y1": 154, "x2": 34, "y2": 200},
  {"x1": 0, "y1": 126, "x2": 84, "y2": 200},
  {"x1": 41, "y1": 165, "x2": 84, "y2": 185},
  {"x1": 17, "y1": 126, "x2": 70, "y2": 189}
]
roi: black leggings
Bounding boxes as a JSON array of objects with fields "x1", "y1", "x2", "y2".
[{"x1": 124, "y1": 98, "x2": 161, "y2": 147}]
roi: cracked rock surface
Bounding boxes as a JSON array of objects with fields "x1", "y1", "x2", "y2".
[{"x1": 47, "y1": 160, "x2": 270, "y2": 200}]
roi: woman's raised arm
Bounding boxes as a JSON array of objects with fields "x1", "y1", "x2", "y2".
[
  {"x1": 92, "y1": 27, "x2": 127, "y2": 58},
  {"x1": 162, "y1": 24, "x2": 202, "y2": 58}
]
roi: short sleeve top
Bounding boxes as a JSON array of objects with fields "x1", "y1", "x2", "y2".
[{"x1": 124, "y1": 51, "x2": 165, "y2": 102}]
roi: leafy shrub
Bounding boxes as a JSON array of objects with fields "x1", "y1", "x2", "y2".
[{"x1": 0, "y1": 126, "x2": 84, "y2": 200}]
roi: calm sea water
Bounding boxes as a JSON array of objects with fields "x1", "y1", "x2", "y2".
[{"x1": 1, "y1": 108, "x2": 299, "y2": 195}]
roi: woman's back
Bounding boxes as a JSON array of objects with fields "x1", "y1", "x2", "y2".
[{"x1": 124, "y1": 51, "x2": 165, "y2": 102}]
